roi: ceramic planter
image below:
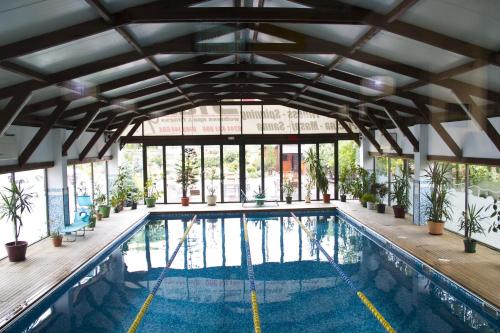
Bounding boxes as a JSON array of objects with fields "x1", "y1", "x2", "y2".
[
  {"x1": 322, "y1": 193, "x2": 331, "y2": 203},
  {"x1": 207, "y1": 195, "x2": 217, "y2": 206},
  {"x1": 5, "y1": 241, "x2": 27, "y2": 262},
  {"x1": 340, "y1": 195, "x2": 347, "y2": 202},
  {"x1": 98, "y1": 205, "x2": 111, "y2": 218},
  {"x1": 360, "y1": 200, "x2": 367, "y2": 208},
  {"x1": 131, "y1": 202, "x2": 137, "y2": 210},
  {"x1": 463, "y1": 239, "x2": 477, "y2": 253},
  {"x1": 285, "y1": 196, "x2": 292, "y2": 204},
  {"x1": 145, "y1": 197, "x2": 156, "y2": 208},
  {"x1": 255, "y1": 198, "x2": 265, "y2": 206},
  {"x1": 428, "y1": 220, "x2": 445, "y2": 235},
  {"x1": 377, "y1": 203, "x2": 386, "y2": 214},
  {"x1": 52, "y1": 237, "x2": 63, "y2": 247},
  {"x1": 305, "y1": 196, "x2": 311, "y2": 203},
  {"x1": 367, "y1": 202, "x2": 376, "y2": 210},
  {"x1": 392, "y1": 205, "x2": 405, "y2": 218},
  {"x1": 181, "y1": 196, "x2": 190, "y2": 206}
]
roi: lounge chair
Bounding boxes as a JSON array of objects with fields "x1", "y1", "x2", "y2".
[{"x1": 63, "y1": 195, "x2": 94, "y2": 241}]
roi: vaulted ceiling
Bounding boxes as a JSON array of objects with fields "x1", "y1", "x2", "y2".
[{"x1": 0, "y1": 0, "x2": 499, "y2": 162}]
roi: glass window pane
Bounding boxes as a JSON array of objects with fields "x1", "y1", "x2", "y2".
[
  {"x1": 301, "y1": 144, "x2": 318, "y2": 201},
  {"x1": 14, "y1": 169, "x2": 48, "y2": 245},
  {"x1": 242, "y1": 104, "x2": 262, "y2": 134},
  {"x1": 467, "y1": 164, "x2": 500, "y2": 249},
  {"x1": 221, "y1": 105, "x2": 241, "y2": 135},
  {"x1": 245, "y1": 145, "x2": 262, "y2": 197},
  {"x1": 121, "y1": 144, "x2": 144, "y2": 198},
  {"x1": 183, "y1": 106, "x2": 221, "y2": 135},
  {"x1": 204, "y1": 145, "x2": 221, "y2": 201},
  {"x1": 143, "y1": 113, "x2": 182, "y2": 136},
  {"x1": 319, "y1": 143, "x2": 336, "y2": 196},
  {"x1": 444, "y1": 163, "x2": 466, "y2": 237},
  {"x1": 185, "y1": 146, "x2": 202, "y2": 203},
  {"x1": 67, "y1": 165, "x2": 75, "y2": 222},
  {"x1": 264, "y1": 144, "x2": 280, "y2": 201},
  {"x1": 146, "y1": 146, "x2": 164, "y2": 203},
  {"x1": 299, "y1": 111, "x2": 336, "y2": 134},
  {"x1": 223, "y1": 145, "x2": 240, "y2": 202},
  {"x1": 0, "y1": 173, "x2": 12, "y2": 257},
  {"x1": 282, "y1": 144, "x2": 299, "y2": 200},
  {"x1": 93, "y1": 161, "x2": 107, "y2": 203},
  {"x1": 75, "y1": 163, "x2": 92, "y2": 196},
  {"x1": 166, "y1": 146, "x2": 182, "y2": 203},
  {"x1": 263, "y1": 105, "x2": 298, "y2": 134},
  {"x1": 375, "y1": 157, "x2": 389, "y2": 204}
]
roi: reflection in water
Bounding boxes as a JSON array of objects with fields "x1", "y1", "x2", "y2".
[{"x1": 11, "y1": 213, "x2": 500, "y2": 333}]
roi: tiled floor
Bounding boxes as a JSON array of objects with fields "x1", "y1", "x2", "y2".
[{"x1": 0, "y1": 201, "x2": 499, "y2": 330}]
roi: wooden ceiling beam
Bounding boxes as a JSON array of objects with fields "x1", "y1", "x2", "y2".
[
  {"x1": 0, "y1": 92, "x2": 32, "y2": 136},
  {"x1": 349, "y1": 113, "x2": 383, "y2": 154},
  {"x1": 364, "y1": 109, "x2": 403, "y2": 155},
  {"x1": 384, "y1": 106, "x2": 419, "y2": 152},
  {"x1": 79, "y1": 114, "x2": 117, "y2": 161},
  {"x1": 62, "y1": 105, "x2": 102, "y2": 156},
  {"x1": 18, "y1": 100, "x2": 71, "y2": 166},
  {"x1": 98, "y1": 114, "x2": 134, "y2": 158}
]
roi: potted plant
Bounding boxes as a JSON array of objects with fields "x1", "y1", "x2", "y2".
[
  {"x1": 254, "y1": 186, "x2": 265, "y2": 207},
  {"x1": 111, "y1": 194, "x2": 121, "y2": 213},
  {"x1": 423, "y1": 163, "x2": 453, "y2": 235},
  {"x1": 130, "y1": 191, "x2": 141, "y2": 210},
  {"x1": 51, "y1": 230, "x2": 63, "y2": 247},
  {"x1": 376, "y1": 183, "x2": 388, "y2": 213},
  {"x1": 458, "y1": 204, "x2": 486, "y2": 253},
  {"x1": 176, "y1": 148, "x2": 200, "y2": 206},
  {"x1": 338, "y1": 166, "x2": 351, "y2": 202},
  {"x1": 363, "y1": 193, "x2": 377, "y2": 210},
  {"x1": 0, "y1": 180, "x2": 34, "y2": 262},
  {"x1": 282, "y1": 177, "x2": 294, "y2": 204},
  {"x1": 390, "y1": 170, "x2": 411, "y2": 218},
  {"x1": 94, "y1": 185, "x2": 108, "y2": 219},
  {"x1": 144, "y1": 178, "x2": 160, "y2": 208},
  {"x1": 206, "y1": 167, "x2": 218, "y2": 206},
  {"x1": 351, "y1": 167, "x2": 366, "y2": 203},
  {"x1": 303, "y1": 147, "x2": 330, "y2": 203}
]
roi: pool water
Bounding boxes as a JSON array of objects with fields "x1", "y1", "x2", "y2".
[{"x1": 4, "y1": 210, "x2": 500, "y2": 333}]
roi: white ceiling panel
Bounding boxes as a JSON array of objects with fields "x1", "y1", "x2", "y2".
[
  {"x1": 206, "y1": 55, "x2": 235, "y2": 64},
  {"x1": 154, "y1": 54, "x2": 199, "y2": 66},
  {"x1": 78, "y1": 60, "x2": 152, "y2": 86},
  {"x1": 66, "y1": 96, "x2": 97, "y2": 110},
  {"x1": 13, "y1": 30, "x2": 133, "y2": 74},
  {"x1": 0, "y1": 68, "x2": 29, "y2": 88},
  {"x1": 126, "y1": 88, "x2": 178, "y2": 105},
  {"x1": 128, "y1": 23, "x2": 219, "y2": 46},
  {"x1": 103, "y1": 76, "x2": 166, "y2": 97},
  {"x1": 412, "y1": 84, "x2": 458, "y2": 103},
  {"x1": 337, "y1": 0, "x2": 401, "y2": 14},
  {"x1": 290, "y1": 54, "x2": 336, "y2": 66},
  {"x1": 253, "y1": 55, "x2": 284, "y2": 65},
  {"x1": 264, "y1": 0, "x2": 309, "y2": 8},
  {"x1": 400, "y1": 0, "x2": 500, "y2": 50},
  {"x1": 191, "y1": 0, "x2": 233, "y2": 7},
  {"x1": 453, "y1": 65, "x2": 500, "y2": 93},
  {"x1": 337, "y1": 59, "x2": 417, "y2": 86},
  {"x1": 29, "y1": 86, "x2": 72, "y2": 104},
  {"x1": 361, "y1": 30, "x2": 472, "y2": 72},
  {"x1": 273, "y1": 23, "x2": 370, "y2": 46},
  {"x1": 308, "y1": 86, "x2": 359, "y2": 103},
  {"x1": 320, "y1": 75, "x2": 380, "y2": 96},
  {"x1": 100, "y1": 0, "x2": 156, "y2": 13},
  {"x1": 0, "y1": 0, "x2": 98, "y2": 46}
]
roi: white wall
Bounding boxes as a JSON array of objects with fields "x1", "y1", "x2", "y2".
[{"x1": 0, "y1": 125, "x2": 113, "y2": 166}]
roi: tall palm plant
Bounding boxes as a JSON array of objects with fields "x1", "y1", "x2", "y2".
[
  {"x1": 0, "y1": 180, "x2": 34, "y2": 245},
  {"x1": 423, "y1": 163, "x2": 453, "y2": 235}
]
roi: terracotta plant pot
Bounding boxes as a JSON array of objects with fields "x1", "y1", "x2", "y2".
[
  {"x1": 463, "y1": 239, "x2": 477, "y2": 253},
  {"x1": 392, "y1": 205, "x2": 405, "y2": 218},
  {"x1": 5, "y1": 241, "x2": 28, "y2": 262},
  {"x1": 340, "y1": 195, "x2": 347, "y2": 202},
  {"x1": 322, "y1": 193, "x2": 331, "y2": 203},
  {"x1": 96, "y1": 213, "x2": 102, "y2": 221},
  {"x1": 181, "y1": 196, "x2": 190, "y2": 206},
  {"x1": 377, "y1": 203, "x2": 386, "y2": 214},
  {"x1": 52, "y1": 237, "x2": 63, "y2": 247},
  {"x1": 428, "y1": 220, "x2": 445, "y2": 235}
]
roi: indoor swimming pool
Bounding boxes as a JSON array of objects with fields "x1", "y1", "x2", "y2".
[{"x1": 3, "y1": 210, "x2": 499, "y2": 333}]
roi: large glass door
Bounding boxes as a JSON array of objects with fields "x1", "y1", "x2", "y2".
[
  {"x1": 204, "y1": 145, "x2": 221, "y2": 203},
  {"x1": 146, "y1": 146, "x2": 165, "y2": 203},
  {"x1": 301, "y1": 144, "x2": 318, "y2": 201},
  {"x1": 222, "y1": 145, "x2": 240, "y2": 202},
  {"x1": 245, "y1": 145, "x2": 262, "y2": 197},
  {"x1": 282, "y1": 144, "x2": 299, "y2": 200},
  {"x1": 185, "y1": 145, "x2": 202, "y2": 203},
  {"x1": 165, "y1": 146, "x2": 182, "y2": 203},
  {"x1": 263, "y1": 144, "x2": 280, "y2": 201}
]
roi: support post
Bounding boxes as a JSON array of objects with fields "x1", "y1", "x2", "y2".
[{"x1": 412, "y1": 124, "x2": 429, "y2": 225}]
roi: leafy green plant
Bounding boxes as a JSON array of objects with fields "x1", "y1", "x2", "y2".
[
  {"x1": 144, "y1": 178, "x2": 160, "y2": 201},
  {"x1": 93, "y1": 184, "x2": 106, "y2": 206},
  {"x1": 390, "y1": 169, "x2": 410, "y2": 209},
  {"x1": 459, "y1": 204, "x2": 486, "y2": 240},
  {"x1": 282, "y1": 177, "x2": 295, "y2": 197},
  {"x1": 487, "y1": 198, "x2": 500, "y2": 233},
  {"x1": 254, "y1": 186, "x2": 265, "y2": 199},
  {"x1": 303, "y1": 147, "x2": 329, "y2": 195},
  {"x1": 361, "y1": 193, "x2": 377, "y2": 203},
  {"x1": 206, "y1": 167, "x2": 217, "y2": 197},
  {"x1": 176, "y1": 148, "x2": 200, "y2": 197},
  {"x1": 0, "y1": 181, "x2": 35, "y2": 244},
  {"x1": 376, "y1": 183, "x2": 388, "y2": 204},
  {"x1": 423, "y1": 163, "x2": 453, "y2": 223}
]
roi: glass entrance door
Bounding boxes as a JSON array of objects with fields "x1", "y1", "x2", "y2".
[
  {"x1": 245, "y1": 145, "x2": 262, "y2": 197},
  {"x1": 222, "y1": 145, "x2": 240, "y2": 202}
]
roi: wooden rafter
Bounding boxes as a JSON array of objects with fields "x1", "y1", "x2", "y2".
[
  {"x1": 364, "y1": 109, "x2": 403, "y2": 155},
  {"x1": 98, "y1": 115, "x2": 134, "y2": 159},
  {"x1": 62, "y1": 105, "x2": 103, "y2": 156},
  {"x1": 18, "y1": 100, "x2": 71, "y2": 166},
  {"x1": 384, "y1": 106, "x2": 420, "y2": 152},
  {"x1": 79, "y1": 114, "x2": 117, "y2": 161},
  {"x1": 349, "y1": 113, "x2": 383, "y2": 155},
  {"x1": 0, "y1": 92, "x2": 32, "y2": 136}
]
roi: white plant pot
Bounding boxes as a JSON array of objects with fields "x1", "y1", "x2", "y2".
[
  {"x1": 207, "y1": 195, "x2": 217, "y2": 206},
  {"x1": 305, "y1": 196, "x2": 311, "y2": 203},
  {"x1": 367, "y1": 202, "x2": 376, "y2": 210}
]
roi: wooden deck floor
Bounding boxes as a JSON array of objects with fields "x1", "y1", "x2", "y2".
[{"x1": 0, "y1": 201, "x2": 499, "y2": 330}]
